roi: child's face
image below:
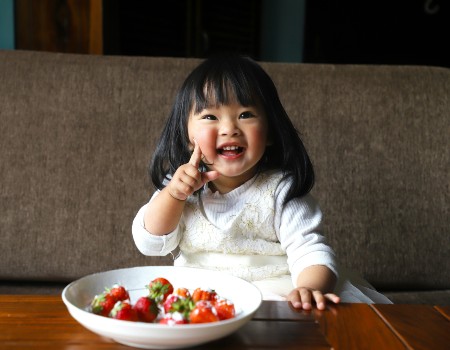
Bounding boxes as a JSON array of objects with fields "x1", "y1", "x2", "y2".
[{"x1": 187, "y1": 101, "x2": 270, "y2": 190}]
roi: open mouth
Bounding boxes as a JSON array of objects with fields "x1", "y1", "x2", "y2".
[{"x1": 218, "y1": 145, "x2": 244, "y2": 156}]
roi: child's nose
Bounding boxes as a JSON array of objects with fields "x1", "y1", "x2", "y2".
[{"x1": 219, "y1": 120, "x2": 240, "y2": 136}]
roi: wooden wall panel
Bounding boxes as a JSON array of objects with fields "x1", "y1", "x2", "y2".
[{"x1": 15, "y1": 0, "x2": 102, "y2": 54}]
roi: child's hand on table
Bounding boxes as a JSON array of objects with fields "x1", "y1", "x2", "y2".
[{"x1": 287, "y1": 287, "x2": 340, "y2": 310}]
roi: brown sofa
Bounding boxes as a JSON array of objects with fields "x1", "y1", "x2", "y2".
[{"x1": 1, "y1": 50, "x2": 449, "y2": 305}]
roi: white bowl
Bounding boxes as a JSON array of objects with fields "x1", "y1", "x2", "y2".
[{"x1": 62, "y1": 266, "x2": 262, "y2": 349}]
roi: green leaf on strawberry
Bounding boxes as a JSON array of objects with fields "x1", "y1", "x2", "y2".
[{"x1": 147, "y1": 277, "x2": 174, "y2": 303}]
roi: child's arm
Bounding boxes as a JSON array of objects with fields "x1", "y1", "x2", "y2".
[
  {"x1": 287, "y1": 265, "x2": 340, "y2": 310},
  {"x1": 144, "y1": 140, "x2": 219, "y2": 235}
]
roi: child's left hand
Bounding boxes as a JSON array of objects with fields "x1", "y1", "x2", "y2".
[{"x1": 287, "y1": 287, "x2": 340, "y2": 310}]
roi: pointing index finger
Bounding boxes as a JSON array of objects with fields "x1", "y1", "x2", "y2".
[{"x1": 189, "y1": 139, "x2": 202, "y2": 168}]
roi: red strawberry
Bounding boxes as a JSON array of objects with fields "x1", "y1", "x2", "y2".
[
  {"x1": 163, "y1": 294, "x2": 195, "y2": 317},
  {"x1": 189, "y1": 300, "x2": 219, "y2": 324},
  {"x1": 91, "y1": 292, "x2": 116, "y2": 317},
  {"x1": 108, "y1": 284, "x2": 129, "y2": 302},
  {"x1": 109, "y1": 301, "x2": 138, "y2": 321},
  {"x1": 214, "y1": 298, "x2": 235, "y2": 320},
  {"x1": 148, "y1": 277, "x2": 174, "y2": 303},
  {"x1": 173, "y1": 287, "x2": 191, "y2": 298},
  {"x1": 159, "y1": 312, "x2": 189, "y2": 325},
  {"x1": 191, "y1": 288, "x2": 217, "y2": 303},
  {"x1": 133, "y1": 296, "x2": 159, "y2": 323},
  {"x1": 163, "y1": 294, "x2": 180, "y2": 314}
]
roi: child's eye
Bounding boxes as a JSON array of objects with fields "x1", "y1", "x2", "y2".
[
  {"x1": 202, "y1": 114, "x2": 217, "y2": 120},
  {"x1": 239, "y1": 111, "x2": 255, "y2": 119}
]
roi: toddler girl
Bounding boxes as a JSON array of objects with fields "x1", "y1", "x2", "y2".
[{"x1": 132, "y1": 54, "x2": 391, "y2": 309}]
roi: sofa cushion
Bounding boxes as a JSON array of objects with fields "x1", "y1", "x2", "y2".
[
  {"x1": 263, "y1": 62, "x2": 450, "y2": 290},
  {"x1": 0, "y1": 51, "x2": 190, "y2": 283}
]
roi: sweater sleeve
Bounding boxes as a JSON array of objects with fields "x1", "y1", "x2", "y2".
[
  {"x1": 131, "y1": 192, "x2": 181, "y2": 256},
  {"x1": 274, "y1": 181, "x2": 338, "y2": 286}
]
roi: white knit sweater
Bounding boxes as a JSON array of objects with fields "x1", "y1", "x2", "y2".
[{"x1": 132, "y1": 170, "x2": 337, "y2": 286}]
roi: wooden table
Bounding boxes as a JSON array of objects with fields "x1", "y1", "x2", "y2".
[{"x1": 1, "y1": 295, "x2": 449, "y2": 349}]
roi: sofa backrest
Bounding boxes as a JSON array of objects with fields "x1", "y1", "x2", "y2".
[
  {"x1": 0, "y1": 50, "x2": 448, "y2": 290},
  {"x1": 263, "y1": 63, "x2": 450, "y2": 290}
]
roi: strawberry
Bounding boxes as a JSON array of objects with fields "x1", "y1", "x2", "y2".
[
  {"x1": 189, "y1": 300, "x2": 219, "y2": 324},
  {"x1": 163, "y1": 294, "x2": 195, "y2": 318},
  {"x1": 108, "y1": 284, "x2": 129, "y2": 302},
  {"x1": 163, "y1": 294, "x2": 180, "y2": 314},
  {"x1": 173, "y1": 287, "x2": 191, "y2": 298},
  {"x1": 159, "y1": 312, "x2": 189, "y2": 325},
  {"x1": 133, "y1": 296, "x2": 159, "y2": 323},
  {"x1": 148, "y1": 277, "x2": 174, "y2": 303},
  {"x1": 214, "y1": 299, "x2": 235, "y2": 320},
  {"x1": 191, "y1": 288, "x2": 217, "y2": 303},
  {"x1": 91, "y1": 292, "x2": 116, "y2": 317},
  {"x1": 109, "y1": 301, "x2": 138, "y2": 321}
]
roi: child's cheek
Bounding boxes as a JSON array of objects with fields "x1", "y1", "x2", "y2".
[{"x1": 193, "y1": 129, "x2": 216, "y2": 161}]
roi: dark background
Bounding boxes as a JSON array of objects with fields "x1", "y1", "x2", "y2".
[
  {"x1": 13, "y1": 0, "x2": 450, "y2": 68},
  {"x1": 303, "y1": 0, "x2": 449, "y2": 68}
]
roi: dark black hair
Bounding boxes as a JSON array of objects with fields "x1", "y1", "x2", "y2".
[{"x1": 150, "y1": 54, "x2": 314, "y2": 204}]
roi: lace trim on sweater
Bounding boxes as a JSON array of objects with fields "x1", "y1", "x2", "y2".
[{"x1": 177, "y1": 172, "x2": 288, "y2": 281}]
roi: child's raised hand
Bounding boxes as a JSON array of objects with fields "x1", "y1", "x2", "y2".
[
  {"x1": 287, "y1": 287, "x2": 340, "y2": 311},
  {"x1": 167, "y1": 140, "x2": 219, "y2": 201}
]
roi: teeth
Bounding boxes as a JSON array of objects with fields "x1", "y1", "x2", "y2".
[{"x1": 222, "y1": 146, "x2": 239, "y2": 151}]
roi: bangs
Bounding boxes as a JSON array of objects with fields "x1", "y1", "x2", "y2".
[{"x1": 189, "y1": 61, "x2": 262, "y2": 114}]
